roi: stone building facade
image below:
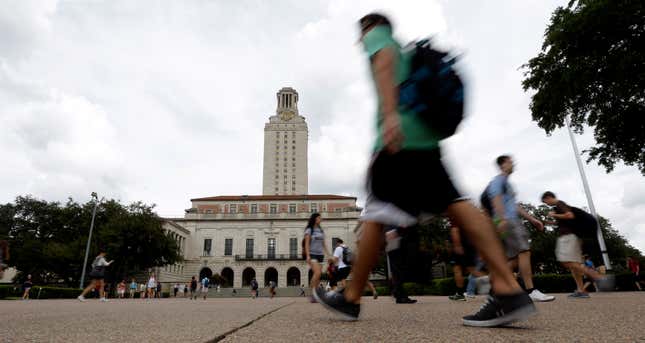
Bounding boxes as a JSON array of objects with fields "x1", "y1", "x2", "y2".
[{"x1": 159, "y1": 87, "x2": 360, "y2": 288}]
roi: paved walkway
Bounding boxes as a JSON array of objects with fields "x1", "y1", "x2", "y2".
[{"x1": 2, "y1": 293, "x2": 645, "y2": 342}]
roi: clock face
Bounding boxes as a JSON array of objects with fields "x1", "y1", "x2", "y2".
[{"x1": 280, "y1": 110, "x2": 295, "y2": 121}]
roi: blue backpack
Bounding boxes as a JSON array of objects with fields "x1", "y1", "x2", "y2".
[{"x1": 399, "y1": 39, "x2": 464, "y2": 139}]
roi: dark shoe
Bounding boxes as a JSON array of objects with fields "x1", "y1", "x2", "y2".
[
  {"x1": 462, "y1": 292, "x2": 536, "y2": 327},
  {"x1": 313, "y1": 287, "x2": 360, "y2": 321},
  {"x1": 373, "y1": 293, "x2": 378, "y2": 300},
  {"x1": 449, "y1": 293, "x2": 466, "y2": 301},
  {"x1": 396, "y1": 297, "x2": 417, "y2": 304},
  {"x1": 568, "y1": 291, "x2": 590, "y2": 298}
]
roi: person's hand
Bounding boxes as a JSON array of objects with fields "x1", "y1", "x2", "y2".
[
  {"x1": 306, "y1": 256, "x2": 311, "y2": 264},
  {"x1": 548, "y1": 211, "x2": 556, "y2": 217},
  {"x1": 532, "y1": 219, "x2": 545, "y2": 232},
  {"x1": 383, "y1": 112, "x2": 403, "y2": 154}
]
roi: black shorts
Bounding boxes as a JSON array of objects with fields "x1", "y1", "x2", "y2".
[
  {"x1": 310, "y1": 254, "x2": 324, "y2": 263},
  {"x1": 335, "y1": 266, "x2": 351, "y2": 281},
  {"x1": 370, "y1": 149, "x2": 462, "y2": 216}
]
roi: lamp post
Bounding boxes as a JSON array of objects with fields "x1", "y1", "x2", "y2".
[
  {"x1": 565, "y1": 117, "x2": 612, "y2": 270},
  {"x1": 79, "y1": 195, "x2": 104, "y2": 289}
]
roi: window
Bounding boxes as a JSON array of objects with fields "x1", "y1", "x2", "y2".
[
  {"x1": 292, "y1": 140, "x2": 296, "y2": 144},
  {"x1": 292, "y1": 187, "x2": 296, "y2": 191},
  {"x1": 275, "y1": 188, "x2": 278, "y2": 192},
  {"x1": 290, "y1": 238, "x2": 298, "y2": 258},
  {"x1": 292, "y1": 163, "x2": 296, "y2": 167},
  {"x1": 275, "y1": 175, "x2": 278, "y2": 179},
  {"x1": 292, "y1": 146, "x2": 296, "y2": 150},
  {"x1": 245, "y1": 239, "x2": 254, "y2": 258},
  {"x1": 203, "y1": 239, "x2": 212, "y2": 256},
  {"x1": 206, "y1": 209, "x2": 213, "y2": 214},
  {"x1": 267, "y1": 238, "x2": 276, "y2": 259},
  {"x1": 270, "y1": 204, "x2": 277, "y2": 214},
  {"x1": 224, "y1": 239, "x2": 233, "y2": 256},
  {"x1": 289, "y1": 204, "x2": 296, "y2": 213},
  {"x1": 292, "y1": 181, "x2": 296, "y2": 185},
  {"x1": 311, "y1": 203, "x2": 317, "y2": 213},
  {"x1": 251, "y1": 204, "x2": 257, "y2": 214},
  {"x1": 229, "y1": 204, "x2": 237, "y2": 213}
]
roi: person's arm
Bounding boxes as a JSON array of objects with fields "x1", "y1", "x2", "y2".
[
  {"x1": 518, "y1": 206, "x2": 544, "y2": 231},
  {"x1": 304, "y1": 232, "x2": 311, "y2": 262},
  {"x1": 322, "y1": 239, "x2": 332, "y2": 259},
  {"x1": 371, "y1": 47, "x2": 402, "y2": 153}
]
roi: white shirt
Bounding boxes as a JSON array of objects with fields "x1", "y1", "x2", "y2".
[{"x1": 333, "y1": 245, "x2": 348, "y2": 269}]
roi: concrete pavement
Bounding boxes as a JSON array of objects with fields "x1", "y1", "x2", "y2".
[{"x1": 2, "y1": 293, "x2": 645, "y2": 342}]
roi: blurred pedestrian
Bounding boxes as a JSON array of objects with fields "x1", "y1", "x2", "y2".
[
  {"x1": 78, "y1": 250, "x2": 113, "y2": 302},
  {"x1": 22, "y1": 274, "x2": 33, "y2": 300}
]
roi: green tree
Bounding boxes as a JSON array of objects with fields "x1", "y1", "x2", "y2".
[
  {"x1": 1, "y1": 195, "x2": 181, "y2": 286},
  {"x1": 522, "y1": 0, "x2": 645, "y2": 174}
]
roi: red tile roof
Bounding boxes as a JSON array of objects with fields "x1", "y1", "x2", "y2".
[{"x1": 191, "y1": 194, "x2": 356, "y2": 202}]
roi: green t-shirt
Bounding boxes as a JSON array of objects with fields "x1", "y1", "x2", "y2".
[{"x1": 362, "y1": 25, "x2": 439, "y2": 151}]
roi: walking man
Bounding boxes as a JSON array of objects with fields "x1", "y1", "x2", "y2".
[
  {"x1": 201, "y1": 276, "x2": 210, "y2": 300},
  {"x1": 315, "y1": 13, "x2": 536, "y2": 327},
  {"x1": 485, "y1": 155, "x2": 554, "y2": 302},
  {"x1": 541, "y1": 191, "x2": 614, "y2": 296},
  {"x1": 331, "y1": 239, "x2": 352, "y2": 289}
]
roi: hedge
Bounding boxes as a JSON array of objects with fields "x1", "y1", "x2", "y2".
[
  {"x1": 364, "y1": 272, "x2": 638, "y2": 297},
  {"x1": 0, "y1": 285, "x2": 79, "y2": 299}
]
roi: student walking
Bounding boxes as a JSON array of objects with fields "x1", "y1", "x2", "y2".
[
  {"x1": 173, "y1": 283, "x2": 179, "y2": 297},
  {"x1": 22, "y1": 274, "x2": 33, "y2": 300},
  {"x1": 201, "y1": 276, "x2": 210, "y2": 300},
  {"x1": 78, "y1": 250, "x2": 113, "y2": 302},
  {"x1": 484, "y1": 155, "x2": 555, "y2": 302},
  {"x1": 315, "y1": 13, "x2": 535, "y2": 327},
  {"x1": 304, "y1": 213, "x2": 331, "y2": 301},
  {"x1": 129, "y1": 278, "x2": 138, "y2": 298},
  {"x1": 627, "y1": 256, "x2": 643, "y2": 291},
  {"x1": 250, "y1": 278, "x2": 259, "y2": 299},
  {"x1": 541, "y1": 192, "x2": 614, "y2": 297},
  {"x1": 331, "y1": 239, "x2": 352, "y2": 290},
  {"x1": 190, "y1": 276, "x2": 198, "y2": 300},
  {"x1": 117, "y1": 280, "x2": 126, "y2": 299},
  {"x1": 147, "y1": 274, "x2": 157, "y2": 299}
]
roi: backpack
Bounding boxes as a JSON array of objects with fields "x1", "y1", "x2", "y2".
[
  {"x1": 341, "y1": 246, "x2": 353, "y2": 266},
  {"x1": 570, "y1": 207, "x2": 598, "y2": 239},
  {"x1": 399, "y1": 39, "x2": 464, "y2": 139},
  {"x1": 480, "y1": 179, "x2": 508, "y2": 216},
  {"x1": 203, "y1": 278, "x2": 209, "y2": 288}
]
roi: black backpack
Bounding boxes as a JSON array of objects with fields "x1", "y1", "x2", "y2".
[
  {"x1": 480, "y1": 180, "x2": 508, "y2": 216},
  {"x1": 399, "y1": 39, "x2": 464, "y2": 139},
  {"x1": 570, "y1": 207, "x2": 598, "y2": 239},
  {"x1": 341, "y1": 246, "x2": 353, "y2": 266}
]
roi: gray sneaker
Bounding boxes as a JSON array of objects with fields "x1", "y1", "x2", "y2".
[{"x1": 568, "y1": 291, "x2": 590, "y2": 298}]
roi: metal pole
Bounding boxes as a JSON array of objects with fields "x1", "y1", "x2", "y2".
[
  {"x1": 79, "y1": 198, "x2": 100, "y2": 289},
  {"x1": 565, "y1": 117, "x2": 612, "y2": 270}
]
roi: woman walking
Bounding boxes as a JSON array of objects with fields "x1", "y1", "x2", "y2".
[
  {"x1": 78, "y1": 250, "x2": 113, "y2": 302},
  {"x1": 22, "y1": 274, "x2": 33, "y2": 300},
  {"x1": 304, "y1": 213, "x2": 331, "y2": 302}
]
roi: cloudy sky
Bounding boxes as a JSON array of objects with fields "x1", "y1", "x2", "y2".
[{"x1": 1, "y1": 0, "x2": 643, "y2": 253}]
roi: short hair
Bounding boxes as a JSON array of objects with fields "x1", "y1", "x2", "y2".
[
  {"x1": 359, "y1": 13, "x2": 391, "y2": 33},
  {"x1": 496, "y1": 155, "x2": 511, "y2": 167},
  {"x1": 336, "y1": 239, "x2": 344, "y2": 244},
  {"x1": 541, "y1": 191, "x2": 556, "y2": 201}
]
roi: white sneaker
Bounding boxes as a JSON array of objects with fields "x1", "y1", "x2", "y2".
[
  {"x1": 77, "y1": 296, "x2": 86, "y2": 302},
  {"x1": 529, "y1": 289, "x2": 555, "y2": 302},
  {"x1": 100, "y1": 297, "x2": 109, "y2": 302},
  {"x1": 466, "y1": 293, "x2": 476, "y2": 299}
]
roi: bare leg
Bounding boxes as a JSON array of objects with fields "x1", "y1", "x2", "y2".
[
  {"x1": 99, "y1": 280, "x2": 105, "y2": 299},
  {"x1": 80, "y1": 280, "x2": 97, "y2": 297},
  {"x1": 454, "y1": 265, "x2": 464, "y2": 289},
  {"x1": 345, "y1": 221, "x2": 383, "y2": 303},
  {"x1": 517, "y1": 251, "x2": 534, "y2": 290},
  {"x1": 309, "y1": 261, "x2": 322, "y2": 290},
  {"x1": 446, "y1": 201, "x2": 521, "y2": 295}
]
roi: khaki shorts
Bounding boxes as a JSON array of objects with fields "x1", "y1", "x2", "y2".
[
  {"x1": 556, "y1": 234, "x2": 582, "y2": 263},
  {"x1": 504, "y1": 219, "x2": 531, "y2": 259}
]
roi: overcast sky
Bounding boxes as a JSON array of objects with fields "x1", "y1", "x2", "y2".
[{"x1": 1, "y1": 0, "x2": 643, "y2": 253}]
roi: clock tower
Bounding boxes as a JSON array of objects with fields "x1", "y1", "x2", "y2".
[{"x1": 262, "y1": 87, "x2": 309, "y2": 195}]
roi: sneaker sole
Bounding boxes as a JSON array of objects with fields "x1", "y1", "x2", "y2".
[
  {"x1": 530, "y1": 296, "x2": 556, "y2": 302},
  {"x1": 312, "y1": 291, "x2": 359, "y2": 322},
  {"x1": 462, "y1": 304, "x2": 537, "y2": 328}
]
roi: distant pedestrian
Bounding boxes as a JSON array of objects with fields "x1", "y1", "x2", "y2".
[
  {"x1": 147, "y1": 274, "x2": 157, "y2": 299},
  {"x1": 139, "y1": 283, "x2": 146, "y2": 298},
  {"x1": 0, "y1": 240, "x2": 9, "y2": 280},
  {"x1": 628, "y1": 256, "x2": 643, "y2": 291},
  {"x1": 22, "y1": 274, "x2": 33, "y2": 300},
  {"x1": 299, "y1": 285, "x2": 306, "y2": 297},
  {"x1": 77, "y1": 250, "x2": 113, "y2": 302},
  {"x1": 542, "y1": 192, "x2": 614, "y2": 297},
  {"x1": 304, "y1": 213, "x2": 331, "y2": 302},
  {"x1": 331, "y1": 239, "x2": 352, "y2": 290},
  {"x1": 190, "y1": 276, "x2": 198, "y2": 300},
  {"x1": 117, "y1": 280, "x2": 126, "y2": 299},
  {"x1": 250, "y1": 278, "x2": 259, "y2": 299},
  {"x1": 156, "y1": 281, "x2": 162, "y2": 298},
  {"x1": 129, "y1": 278, "x2": 138, "y2": 298},
  {"x1": 268, "y1": 280, "x2": 276, "y2": 299},
  {"x1": 201, "y1": 276, "x2": 210, "y2": 300},
  {"x1": 173, "y1": 283, "x2": 179, "y2": 297}
]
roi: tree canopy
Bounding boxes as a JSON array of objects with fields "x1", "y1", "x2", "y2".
[
  {"x1": 522, "y1": 0, "x2": 645, "y2": 174},
  {"x1": 0, "y1": 195, "x2": 181, "y2": 286}
]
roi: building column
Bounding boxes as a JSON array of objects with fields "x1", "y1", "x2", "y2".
[{"x1": 234, "y1": 267, "x2": 242, "y2": 288}]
